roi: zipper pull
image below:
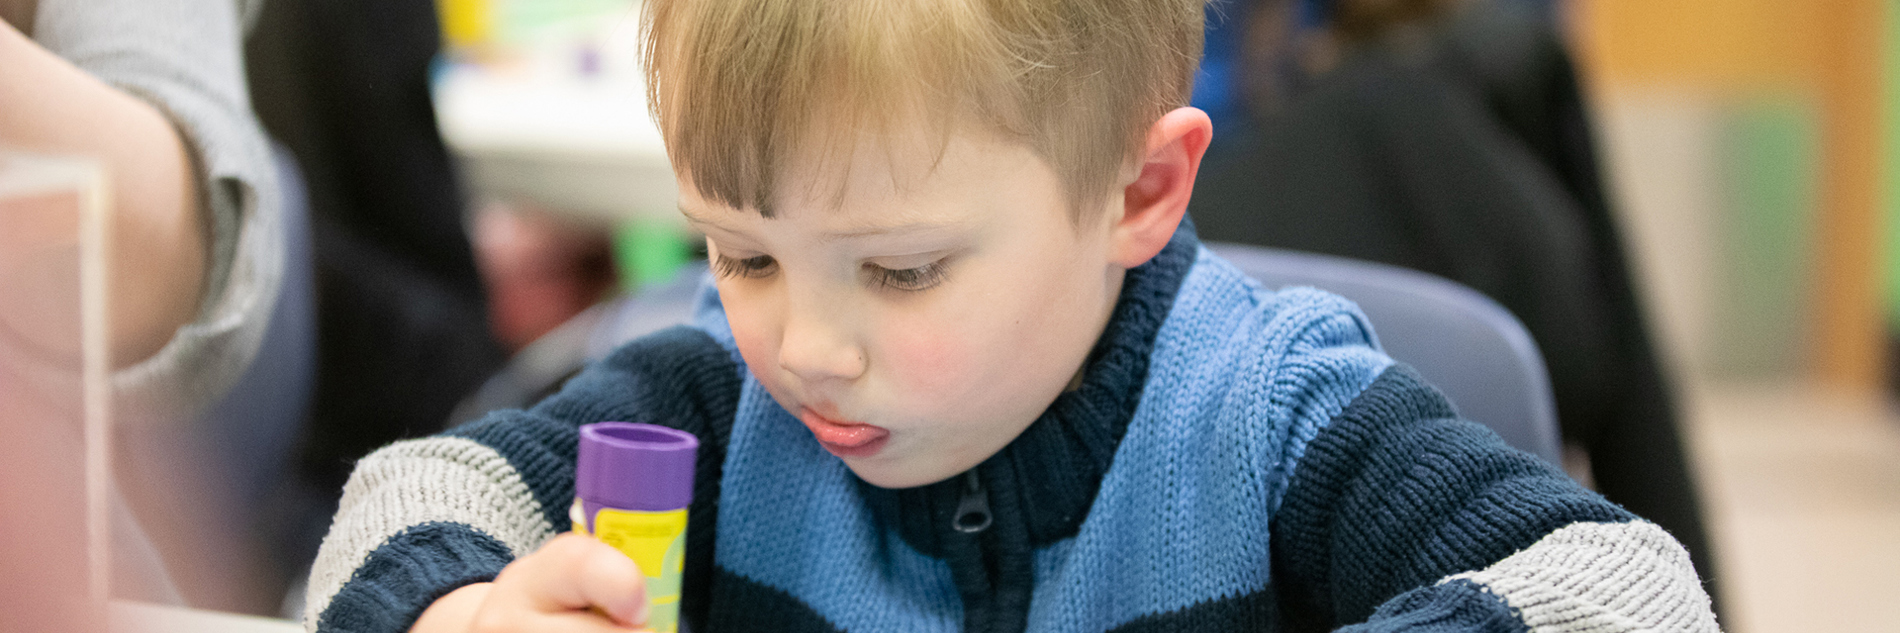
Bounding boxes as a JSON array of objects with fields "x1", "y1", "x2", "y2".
[{"x1": 953, "y1": 469, "x2": 992, "y2": 534}]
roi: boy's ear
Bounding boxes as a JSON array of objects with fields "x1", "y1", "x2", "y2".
[{"x1": 1108, "y1": 107, "x2": 1213, "y2": 269}]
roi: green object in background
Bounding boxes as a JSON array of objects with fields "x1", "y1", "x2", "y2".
[
  {"x1": 614, "y1": 220, "x2": 694, "y2": 293},
  {"x1": 496, "y1": 0, "x2": 636, "y2": 44},
  {"x1": 1714, "y1": 96, "x2": 1820, "y2": 377},
  {"x1": 1886, "y1": 0, "x2": 1900, "y2": 331}
]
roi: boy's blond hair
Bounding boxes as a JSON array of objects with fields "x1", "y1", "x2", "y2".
[{"x1": 641, "y1": 0, "x2": 1205, "y2": 220}]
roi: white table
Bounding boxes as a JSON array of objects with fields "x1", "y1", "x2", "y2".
[{"x1": 433, "y1": 58, "x2": 680, "y2": 227}]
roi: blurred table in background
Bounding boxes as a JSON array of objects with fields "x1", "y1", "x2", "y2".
[
  {"x1": 431, "y1": 6, "x2": 696, "y2": 291},
  {"x1": 433, "y1": 55, "x2": 678, "y2": 228}
]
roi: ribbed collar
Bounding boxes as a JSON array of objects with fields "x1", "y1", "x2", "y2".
[{"x1": 861, "y1": 219, "x2": 1201, "y2": 556}]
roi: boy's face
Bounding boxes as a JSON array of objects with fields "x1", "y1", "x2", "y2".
[{"x1": 680, "y1": 128, "x2": 1125, "y2": 489}]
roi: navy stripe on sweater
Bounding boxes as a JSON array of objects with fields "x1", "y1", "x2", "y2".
[
  {"x1": 1340, "y1": 579, "x2": 1529, "y2": 633},
  {"x1": 704, "y1": 569, "x2": 846, "y2": 632},
  {"x1": 316, "y1": 522, "x2": 514, "y2": 633},
  {"x1": 1271, "y1": 364, "x2": 1634, "y2": 629}
]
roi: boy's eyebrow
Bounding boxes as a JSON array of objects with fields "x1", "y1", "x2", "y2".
[
  {"x1": 678, "y1": 205, "x2": 746, "y2": 236},
  {"x1": 678, "y1": 206, "x2": 968, "y2": 242},
  {"x1": 678, "y1": 205, "x2": 717, "y2": 228},
  {"x1": 816, "y1": 222, "x2": 967, "y2": 242}
]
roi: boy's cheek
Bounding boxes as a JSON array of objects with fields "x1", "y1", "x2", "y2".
[
  {"x1": 721, "y1": 305, "x2": 782, "y2": 386},
  {"x1": 880, "y1": 323, "x2": 980, "y2": 404},
  {"x1": 730, "y1": 332, "x2": 771, "y2": 383}
]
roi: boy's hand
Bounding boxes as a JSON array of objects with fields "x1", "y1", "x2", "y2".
[{"x1": 410, "y1": 532, "x2": 650, "y2": 632}]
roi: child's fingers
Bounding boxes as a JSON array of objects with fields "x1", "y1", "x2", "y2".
[
  {"x1": 469, "y1": 606, "x2": 651, "y2": 633},
  {"x1": 510, "y1": 533, "x2": 649, "y2": 626},
  {"x1": 509, "y1": 610, "x2": 653, "y2": 633},
  {"x1": 577, "y1": 540, "x2": 651, "y2": 627}
]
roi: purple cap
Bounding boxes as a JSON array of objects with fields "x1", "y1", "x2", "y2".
[{"x1": 577, "y1": 422, "x2": 699, "y2": 512}]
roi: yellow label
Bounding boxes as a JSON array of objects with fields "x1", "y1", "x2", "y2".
[{"x1": 575, "y1": 501, "x2": 687, "y2": 632}]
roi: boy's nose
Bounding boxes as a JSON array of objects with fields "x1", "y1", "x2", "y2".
[{"x1": 777, "y1": 305, "x2": 866, "y2": 383}]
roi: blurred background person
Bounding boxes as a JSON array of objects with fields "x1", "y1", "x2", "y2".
[
  {"x1": 242, "y1": 0, "x2": 510, "y2": 611},
  {"x1": 1188, "y1": 0, "x2": 1723, "y2": 612},
  {"x1": 1, "y1": 0, "x2": 300, "y2": 616},
  {"x1": 246, "y1": 0, "x2": 681, "y2": 613}
]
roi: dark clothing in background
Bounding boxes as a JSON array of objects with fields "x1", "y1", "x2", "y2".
[
  {"x1": 1428, "y1": 10, "x2": 1709, "y2": 570},
  {"x1": 1190, "y1": 3, "x2": 1722, "y2": 610},
  {"x1": 1436, "y1": 3, "x2": 1614, "y2": 240},
  {"x1": 245, "y1": 0, "x2": 507, "y2": 591}
]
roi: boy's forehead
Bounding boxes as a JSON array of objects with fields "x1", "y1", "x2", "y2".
[{"x1": 685, "y1": 122, "x2": 1058, "y2": 225}]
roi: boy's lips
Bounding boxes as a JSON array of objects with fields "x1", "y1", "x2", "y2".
[{"x1": 799, "y1": 408, "x2": 889, "y2": 457}]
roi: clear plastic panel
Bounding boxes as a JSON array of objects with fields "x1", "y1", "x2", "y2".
[{"x1": 0, "y1": 149, "x2": 112, "y2": 633}]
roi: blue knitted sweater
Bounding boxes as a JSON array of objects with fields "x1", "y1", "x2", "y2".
[{"x1": 303, "y1": 226, "x2": 1717, "y2": 633}]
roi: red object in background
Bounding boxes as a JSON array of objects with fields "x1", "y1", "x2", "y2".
[{"x1": 472, "y1": 202, "x2": 619, "y2": 352}]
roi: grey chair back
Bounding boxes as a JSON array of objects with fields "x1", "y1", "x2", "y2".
[{"x1": 1208, "y1": 242, "x2": 1562, "y2": 465}]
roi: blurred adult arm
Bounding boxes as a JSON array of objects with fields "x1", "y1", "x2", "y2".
[
  {"x1": 0, "y1": 17, "x2": 202, "y2": 366},
  {"x1": 0, "y1": 0, "x2": 280, "y2": 419}
]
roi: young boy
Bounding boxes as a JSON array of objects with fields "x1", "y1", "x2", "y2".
[{"x1": 304, "y1": 1, "x2": 1719, "y2": 631}]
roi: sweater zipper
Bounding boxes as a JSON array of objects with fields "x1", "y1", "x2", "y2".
[{"x1": 953, "y1": 469, "x2": 992, "y2": 533}]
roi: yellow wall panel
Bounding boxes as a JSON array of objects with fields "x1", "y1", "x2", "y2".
[{"x1": 1573, "y1": 0, "x2": 1820, "y2": 91}]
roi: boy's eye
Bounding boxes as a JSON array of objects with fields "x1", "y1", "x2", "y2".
[
  {"x1": 865, "y1": 260, "x2": 947, "y2": 292},
  {"x1": 713, "y1": 254, "x2": 778, "y2": 279}
]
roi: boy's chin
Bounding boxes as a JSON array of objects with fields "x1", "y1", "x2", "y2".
[{"x1": 843, "y1": 458, "x2": 967, "y2": 490}]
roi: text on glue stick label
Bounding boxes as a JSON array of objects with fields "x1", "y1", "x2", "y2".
[{"x1": 574, "y1": 500, "x2": 688, "y2": 632}]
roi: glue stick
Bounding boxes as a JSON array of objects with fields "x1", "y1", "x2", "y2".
[{"x1": 573, "y1": 422, "x2": 698, "y2": 633}]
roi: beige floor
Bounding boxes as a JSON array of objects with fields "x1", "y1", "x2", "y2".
[{"x1": 1685, "y1": 381, "x2": 1900, "y2": 633}]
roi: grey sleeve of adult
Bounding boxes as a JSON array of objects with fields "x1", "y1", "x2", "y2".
[{"x1": 34, "y1": 0, "x2": 283, "y2": 420}]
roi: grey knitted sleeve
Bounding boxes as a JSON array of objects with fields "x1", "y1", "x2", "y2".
[{"x1": 33, "y1": 0, "x2": 282, "y2": 420}]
